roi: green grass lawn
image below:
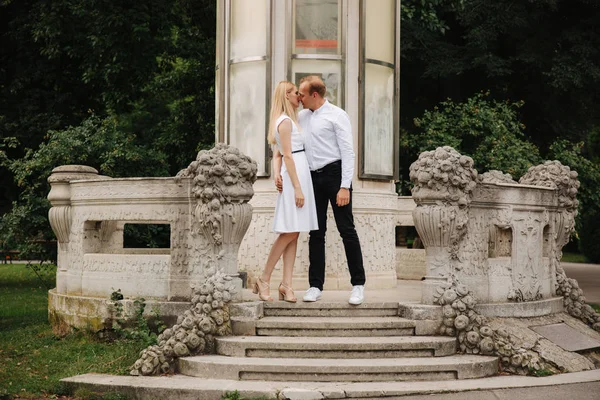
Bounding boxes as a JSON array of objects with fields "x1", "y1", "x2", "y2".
[{"x1": 0, "y1": 263, "x2": 147, "y2": 399}]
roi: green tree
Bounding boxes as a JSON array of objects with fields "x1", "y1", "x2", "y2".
[
  {"x1": 2, "y1": 116, "x2": 170, "y2": 260},
  {"x1": 0, "y1": 0, "x2": 217, "y2": 255},
  {"x1": 400, "y1": 0, "x2": 600, "y2": 148}
]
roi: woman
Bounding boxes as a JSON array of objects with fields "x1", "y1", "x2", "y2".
[{"x1": 253, "y1": 81, "x2": 318, "y2": 302}]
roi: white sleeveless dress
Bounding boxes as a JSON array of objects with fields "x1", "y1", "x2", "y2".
[{"x1": 272, "y1": 114, "x2": 319, "y2": 233}]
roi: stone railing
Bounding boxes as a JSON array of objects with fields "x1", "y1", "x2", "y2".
[{"x1": 47, "y1": 145, "x2": 257, "y2": 333}]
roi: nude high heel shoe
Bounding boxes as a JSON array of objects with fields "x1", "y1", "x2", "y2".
[
  {"x1": 278, "y1": 282, "x2": 297, "y2": 303},
  {"x1": 252, "y1": 278, "x2": 273, "y2": 301}
]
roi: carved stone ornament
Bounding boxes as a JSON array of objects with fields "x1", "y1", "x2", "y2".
[
  {"x1": 409, "y1": 146, "x2": 478, "y2": 208},
  {"x1": 410, "y1": 147, "x2": 478, "y2": 300},
  {"x1": 479, "y1": 170, "x2": 516, "y2": 185},
  {"x1": 130, "y1": 265, "x2": 237, "y2": 376},
  {"x1": 47, "y1": 165, "x2": 105, "y2": 243},
  {"x1": 177, "y1": 144, "x2": 258, "y2": 275},
  {"x1": 519, "y1": 160, "x2": 580, "y2": 212},
  {"x1": 518, "y1": 160, "x2": 600, "y2": 331},
  {"x1": 435, "y1": 276, "x2": 546, "y2": 375}
]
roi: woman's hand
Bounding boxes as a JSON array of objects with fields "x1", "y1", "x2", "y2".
[
  {"x1": 274, "y1": 174, "x2": 283, "y2": 193},
  {"x1": 294, "y1": 187, "x2": 305, "y2": 208}
]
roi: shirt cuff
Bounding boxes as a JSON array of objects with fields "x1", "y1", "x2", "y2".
[{"x1": 340, "y1": 180, "x2": 352, "y2": 189}]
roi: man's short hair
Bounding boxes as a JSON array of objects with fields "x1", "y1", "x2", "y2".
[{"x1": 300, "y1": 75, "x2": 327, "y2": 98}]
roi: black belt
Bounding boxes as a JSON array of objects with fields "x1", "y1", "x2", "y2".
[
  {"x1": 312, "y1": 160, "x2": 341, "y2": 173},
  {"x1": 281, "y1": 148, "x2": 305, "y2": 156}
]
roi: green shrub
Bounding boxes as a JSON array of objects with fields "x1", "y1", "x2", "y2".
[{"x1": 406, "y1": 92, "x2": 542, "y2": 183}]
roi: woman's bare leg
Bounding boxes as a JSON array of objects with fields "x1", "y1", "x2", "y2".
[
  {"x1": 260, "y1": 232, "x2": 298, "y2": 282},
  {"x1": 281, "y1": 234, "x2": 299, "y2": 286}
]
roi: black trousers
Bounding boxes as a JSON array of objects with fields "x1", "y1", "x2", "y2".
[{"x1": 308, "y1": 160, "x2": 366, "y2": 290}]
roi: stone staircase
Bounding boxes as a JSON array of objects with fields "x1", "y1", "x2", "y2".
[{"x1": 177, "y1": 301, "x2": 499, "y2": 382}]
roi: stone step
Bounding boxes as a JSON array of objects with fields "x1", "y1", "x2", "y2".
[
  {"x1": 62, "y1": 370, "x2": 600, "y2": 400},
  {"x1": 255, "y1": 316, "x2": 415, "y2": 337},
  {"x1": 262, "y1": 301, "x2": 399, "y2": 317},
  {"x1": 178, "y1": 355, "x2": 499, "y2": 382},
  {"x1": 215, "y1": 335, "x2": 457, "y2": 358}
]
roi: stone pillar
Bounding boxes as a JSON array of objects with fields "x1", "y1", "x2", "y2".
[
  {"x1": 47, "y1": 165, "x2": 102, "y2": 293},
  {"x1": 413, "y1": 201, "x2": 463, "y2": 303},
  {"x1": 177, "y1": 144, "x2": 258, "y2": 295},
  {"x1": 195, "y1": 202, "x2": 254, "y2": 277},
  {"x1": 409, "y1": 147, "x2": 477, "y2": 304}
]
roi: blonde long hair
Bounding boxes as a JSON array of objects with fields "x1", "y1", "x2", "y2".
[{"x1": 267, "y1": 81, "x2": 299, "y2": 145}]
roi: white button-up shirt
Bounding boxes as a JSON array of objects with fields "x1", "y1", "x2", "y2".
[{"x1": 298, "y1": 100, "x2": 355, "y2": 189}]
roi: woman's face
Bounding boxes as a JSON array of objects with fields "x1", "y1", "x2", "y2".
[{"x1": 286, "y1": 85, "x2": 300, "y2": 109}]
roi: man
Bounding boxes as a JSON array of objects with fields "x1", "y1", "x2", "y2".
[{"x1": 295, "y1": 75, "x2": 366, "y2": 305}]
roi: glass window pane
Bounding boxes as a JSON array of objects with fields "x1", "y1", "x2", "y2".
[
  {"x1": 363, "y1": 63, "x2": 394, "y2": 176},
  {"x1": 229, "y1": 61, "x2": 267, "y2": 175},
  {"x1": 291, "y1": 59, "x2": 342, "y2": 107},
  {"x1": 230, "y1": 0, "x2": 267, "y2": 59},
  {"x1": 365, "y1": 0, "x2": 395, "y2": 64},
  {"x1": 294, "y1": 0, "x2": 341, "y2": 55}
]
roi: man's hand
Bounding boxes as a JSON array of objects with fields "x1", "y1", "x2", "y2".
[
  {"x1": 336, "y1": 187, "x2": 350, "y2": 207},
  {"x1": 274, "y1": 175, "x2": 283, "y2": 193}
]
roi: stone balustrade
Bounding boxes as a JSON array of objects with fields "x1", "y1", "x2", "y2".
[
  {"x1": 47, "y1": 145, "x2": 257, "y2": 333},
  {"x1": 410, "y1": 147, "x2": 579, "y2": 317}
]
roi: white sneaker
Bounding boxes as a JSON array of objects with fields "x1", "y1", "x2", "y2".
[
  {"x1": 303, "y1": 287, "x2": 322, "y2": 302},
  {"x1": 349, "y1": 285, "x2": 364, "y2": 305}
]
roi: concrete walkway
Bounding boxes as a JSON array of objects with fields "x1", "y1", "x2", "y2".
[
  {"x1": 562, "y1": 262, "x2": 600, "y2": 304},
  {"x1": 393, "y1": 380, "x2": 600, "y2": 400}
]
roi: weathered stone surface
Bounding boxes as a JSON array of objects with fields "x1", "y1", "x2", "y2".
[
  {"x1": 396, "y1": 248, "x2": 426, "y2": 280},
  {"x1": 486, "y1": 313, "x2": 597, "y2": 373},
  {"x1": 230, "y1": 301, "x2": 264, "y2": 319},
  {"x1": 531, "y1": 323, "x2": 600, "y2": 352},
  {"x1": 279, "y1": 388, "x2": 324, "y2": 400},
  {"x1": 399, "y1": 303, "x2": 443, "y2": 320},
  {"x1": 474, "y1": 297, "x2": 564, "y2": 318},
  {"x1": 130, "y1": 267, "x2": 238, "y2": 376},
  {"x1": 409, "y1": 147, "x2": 600, "y2": 375},
  {"x1": 48, "y1": 289, "x2": 191, "y2": 335},
  {"x1": 231, "y1": 317, "x2": 257, "y2": 336}
]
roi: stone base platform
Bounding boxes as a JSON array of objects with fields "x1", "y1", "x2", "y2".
[
  {"x1": 399, "y1": 297, "x2": 565, "y2": 319},
  {"x1": 61, "y1": 370, "x2": 600, "y2": 400},
  {"x1": 48, "y1": 289, "x2": 191, "y2": 335}
]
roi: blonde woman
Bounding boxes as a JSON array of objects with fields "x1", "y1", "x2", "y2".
[{"x1": 253, "y1": 81, "x2": 318, "y2": 302}]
